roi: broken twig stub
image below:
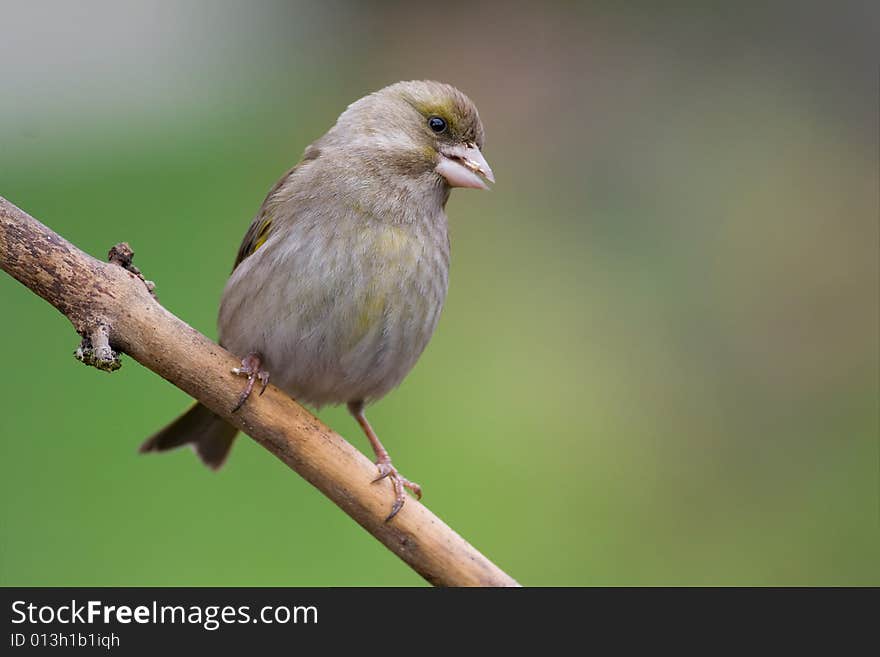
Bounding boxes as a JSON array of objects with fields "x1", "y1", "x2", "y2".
[
  {"x1": 74, "y1": 321, "x2": 121, "y2": 372},
  {"x1": 108, "y1": 242, "x2": 156, "y2": 298}
]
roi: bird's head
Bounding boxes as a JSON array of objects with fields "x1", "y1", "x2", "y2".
[{"x1": 330, "y1": 80, "x2": 494, "y2": 191}]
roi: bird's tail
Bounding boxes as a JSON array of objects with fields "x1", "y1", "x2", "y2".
[{"x1": 139, "y1": 403, "x2": 238, "y2": 470}]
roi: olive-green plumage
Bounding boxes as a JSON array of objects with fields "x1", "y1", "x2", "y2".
[{"x1": 141, "y1": 81, "x2": 493, "y2": 514}]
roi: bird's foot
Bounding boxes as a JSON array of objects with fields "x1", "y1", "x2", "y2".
[
  {"x1": 373, "y1": 459, "x2": 422, "y2": 521},
  {"x1": 231, "y1": 352, "x2": 270, "y2": 413}
]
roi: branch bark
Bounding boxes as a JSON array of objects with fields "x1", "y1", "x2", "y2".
[{"x1": 0, "y1": 195, "x2": 519, "y2": 587}]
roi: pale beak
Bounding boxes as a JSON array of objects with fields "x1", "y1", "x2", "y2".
[{"x1": 435, "y1": 143, "x2": 495, "y2": 190}]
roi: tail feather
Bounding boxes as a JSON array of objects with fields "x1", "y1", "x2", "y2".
[{"x1": 140, "y1": 403, "x2": 238, "y2": 470}]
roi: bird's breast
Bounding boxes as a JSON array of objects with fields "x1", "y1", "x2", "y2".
[
  {"x1": 219, "y1": 212, "x2": 449, "y2": 406},
  {"x1": 346, "y1": 220, "x2": 448, "y2": 350}
]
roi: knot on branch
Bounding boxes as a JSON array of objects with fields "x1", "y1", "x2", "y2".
[
  {"x1": 74, "y1": 322, "x2": 121, "y2": 372},
  {"x1": 109, "y1": 242, "x2": 156, "y2": 298},
  {"x1": 73, "y1": 242, "x2": 157, "y2": 373}
]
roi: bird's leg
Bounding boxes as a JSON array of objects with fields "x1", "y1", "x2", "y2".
[
  {"x1": 231, "y1": 352, "x2": 270, "y2": 413},
  {"x1": 347, "y1": 401, "x2": 422, "y2": 521}
]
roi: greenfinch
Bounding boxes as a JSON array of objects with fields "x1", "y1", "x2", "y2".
[{"x1": 141, "y1": 80, "x2": 493, "y2": 520}]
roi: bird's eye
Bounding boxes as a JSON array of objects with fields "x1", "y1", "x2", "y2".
[{"x1": 428, "y1": 116, "x2": 447, "y2": 133}]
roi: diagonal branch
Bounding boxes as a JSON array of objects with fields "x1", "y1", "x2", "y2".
[{"x1": 0, "y1": 195, "x2": 519, "y2": 587}]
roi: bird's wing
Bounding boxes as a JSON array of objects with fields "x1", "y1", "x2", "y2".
[
  {"x1": 232, "y1": 165, "x2": 296, "y2": 270},
  {"x1": 232, "y1": 144, "x2": 323, "y2": 271}
]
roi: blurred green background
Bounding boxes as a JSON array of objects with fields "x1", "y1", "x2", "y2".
[{"x1": 1, "y1": 1, "x2": 877, "y2": 586}]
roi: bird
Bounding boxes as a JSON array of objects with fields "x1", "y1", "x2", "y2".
[{"x1": 139, "y1": 80, "x2": 494, "y2": 520}]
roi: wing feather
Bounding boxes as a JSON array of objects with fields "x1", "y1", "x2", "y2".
[
  {"x1": 232, "y1": 144, "x2": 323, "y2": 270},
  {"x1": 232, "y1": 163, "x2": 298, "y2": 270}
]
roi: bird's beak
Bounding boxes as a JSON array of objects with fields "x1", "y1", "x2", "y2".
[{"x1": 436, "y1": 143, "x2": 495, "y2": 190}]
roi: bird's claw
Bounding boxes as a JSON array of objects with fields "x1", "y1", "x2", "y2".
[
  {"x1": 231, "y1": 353, "x2": 270, "y2": 413},
  {"x1": 373, "y1": 461, "x2": 422, "y2": 521}
]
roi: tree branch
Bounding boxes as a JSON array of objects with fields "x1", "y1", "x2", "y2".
[{"x1": 0, "y1": 195, "x2": 519, "y2": 587}]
